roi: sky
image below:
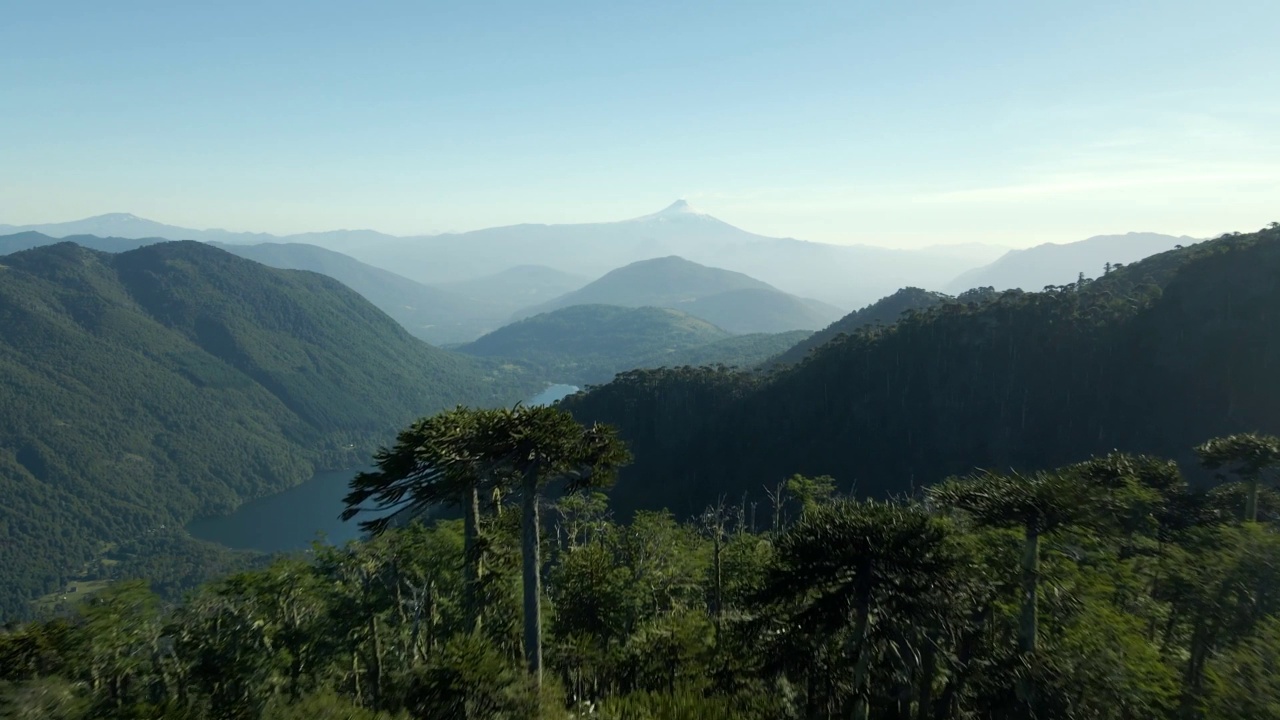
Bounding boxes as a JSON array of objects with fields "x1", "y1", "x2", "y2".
[{"x1": 2, "y1": 0, "x2": 1277, "y2": 249}]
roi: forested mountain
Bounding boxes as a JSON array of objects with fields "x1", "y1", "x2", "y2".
[
  {"x1": 2, "y1": 233, "x2": 511, "y2": 344},
  {"x1": 8, "y1": 204, "x2": 1008, "y2": 309},
  {"x1": 947, "y1": 231, "x2": 1199, "y2": 293},
  {"x1": 207, "y1": 241, "x2": 504, "y2": 344},
  {"x1": 0, "y1": 241, "x2": 536, "y2": 621},
  {"x1": 3, "y1": 230, "x2": 1278, "y2": 720},
  {"x1": 457, "y1": 304, "x2": 807, "y2": 384},
  {"x1": 563, "y1": 224, "x2": 1280, "y2": 516},
  {"x1": 518, "y1": 256, "x2": 844, "y2": 333},
  {"x1": 656, "y1": 329, "x2": 811, "y2": 370},
  {"x1": 772, "y1": 287, "x2": 959, "y2": 366}
]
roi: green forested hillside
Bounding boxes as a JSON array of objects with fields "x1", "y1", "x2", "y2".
[
  {"x1": 563, "y1": 224, "x2": 1280, "y2": 516},
  {"x1": 517, "y1": 255, "x2": 844, "y2": 333},
  {"x1": 208, "y1": 241, "x2": 506, "y2": 344},
  {"x1": 3, "y1": 421, "x2": 1275, "y2": 719},
  {"x1": 457, "y1": 304, "x2": 812, "y2": 385},
  {"x1": 0, "y1": 241, "x2": 536, "y2": 621},
  {"x1": 772, "y1": 286, "x2": 975, "y2": 366},
  {"x1": 657, "y1": 329, "x2": 812, "y2": 370},
  {"x1": 460, "y1": 301, "x2": 798, "y2": 384}
]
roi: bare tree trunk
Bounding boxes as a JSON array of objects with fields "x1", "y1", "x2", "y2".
[
  {"x1": 916, "y1": 638, "x2": 936, "y2": 720},
  {"x1": 713, "y1": 518, "x2": 724, "y2": 641},
  {"x1": 521, "y1": 471, "x2": 543, "y2": 688},
  {"x1": 1018, "y1": 523, "x2": 1040, "y2": 713},
  {"x1": 463, "y1": 484, "x2": 484, "y2": 631},
  {"x1": 850, "y1": 596, "x2": 873, "y2": 720}
]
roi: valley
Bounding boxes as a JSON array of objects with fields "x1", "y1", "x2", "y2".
[
  {"x1": 0, "y1": 215, "x2": 1236, "y2": 622},
  {"x1": 2, "y1": 217, "x2": 1276, "y2": 720},
  {"x1": 7, "y1": 5, "x2": 1278, "y2": 714}
]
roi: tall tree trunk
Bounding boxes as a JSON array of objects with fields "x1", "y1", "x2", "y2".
[
  {"x1": 369, "y1": 614, "x2": 383, "y2": 707},
  {"x1": 916, "y1": 638, "x2": 936, "y2": 720},
  {"x1": 521, "y1": 471, "x2": 543, "y2": 688},
  {"x1": 713, "y1": 526, "x2": 724, "y2": 640},
  {"x1": 1019, "y1": 524, "x2": 1040, "y2": 654},
  {"x1": 1018, "y1": 523, "x2": 1040, "y2": 713},
  {"x1": 850, "y1": 595, "x2": 873, "y2": 720},
  {"x1": 463, "y1": 484, "x2": 483, "y2": 631}
]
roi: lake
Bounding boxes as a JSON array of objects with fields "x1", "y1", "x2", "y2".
[{"x1": 186, "y1": 383, "x2": 580, "y2": 553}]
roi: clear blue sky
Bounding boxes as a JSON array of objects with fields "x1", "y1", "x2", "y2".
[{"x1": 2, "y1": 0, "x2": 1276, "y2": 247}]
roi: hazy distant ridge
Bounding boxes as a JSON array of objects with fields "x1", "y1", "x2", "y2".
[{"x1": 946, "y1": 232, "x2": 1200, "y2": 293}]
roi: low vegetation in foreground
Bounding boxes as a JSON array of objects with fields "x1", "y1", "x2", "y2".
[{"x1": 2, "y1": 405, "x2": 1277, "y2": 720}]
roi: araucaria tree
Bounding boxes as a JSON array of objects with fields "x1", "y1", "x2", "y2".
[
  {"x1": 926, "y1": 467, "x2": 1129, "y2": 710},
  {"x1": 342, "y1": 406, "x2": 504, "y2": 631},
  {"x1": 752, "y1": 500, "x2": 963, "y2": 720},
  {"x1": 342, "y1": 404, "x2": 630, "y2": 692},
  {"x1": 1195, "y1": 432, "x2": 1280, "y2": 523}
]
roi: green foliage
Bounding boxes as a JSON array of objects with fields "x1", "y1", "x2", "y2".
[
  {"x1": 0, "y1": 241, "x2": 538, "y2": 622},
  {"x1": 402, "y1": 633, "x2": 540, "y2": 720},
  {"x1": 4, "y1": 226, "x2": 1280, "y2": 718},
  {"x1": 563, "y1": 223, "x2": 1280, "y2": 517},
  {"x1": 1, "y1": 438, "x2": 1278, "y2": 719},
  {"x1": 772, "y1": 285, "x2": 966, "y2": 366},
  {"x1": 519, "y1": 255, "x2": 841, "y2": 335},
  {"x1": 458, "y1": 303, "x2": 808, "y2": 385}
]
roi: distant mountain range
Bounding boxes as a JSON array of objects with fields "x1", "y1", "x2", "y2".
[
  {"x1": 432, "y1": 265, "x2": 590, "y2": 322},
  {"x1": 5, "y1": 207, "x2": 1210, "y2": 315},
  {"x1": 457, "y1": 304, "x2": 809, "y2": 384},
  {"x1": 518, "y1": 255, "x2": 845, "y2": 334},
  {"x1": 562, "y1": 224, "x2": 1280, "y2": 517},
  {"x1": 0, "y1": 240, "x2": 537, "y2": 619},
  {"x1": 206, "y1": 242, "x2": 507, "y2": 345},
  {"x1": 946, "y1": 231, "x2": 1201, "y2": 293},
  {"x1": 1, "y1": 233, "x2": 509, "y2": 345},
  {"x1": 1, "y1": 203, "x2": 1008, "y2": 309}
]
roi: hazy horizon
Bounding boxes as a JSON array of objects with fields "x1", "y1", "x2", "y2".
[
  {"x1": 0, "y1": 203, "x2": 1217, "y2": 254},
  {"x1": 3, "y1": 1, "x2": 1277, "y2": 249}
]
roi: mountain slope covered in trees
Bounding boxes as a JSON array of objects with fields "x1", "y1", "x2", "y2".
[
  {"x1": 208, "y1": 241, "x2": 503, "y2": 344},
  {"x1": 457, "y1": 304, "x2": 808, "y2": 384},
  {"x1": 518, "y1": 256, "x2": 843, "y2": 333},
  {"x1": 0, "y1": 241, "x2": 536, "y2": 620},
  {"x1": 1, "y1": 233, "x2": 511, "y2": 345},
  {"x1": 563, "y1": 225, "x2": 1280, "y2": 516},
  {"x1": 772, "y1": 287, "x2": 967, "y2": 366}
]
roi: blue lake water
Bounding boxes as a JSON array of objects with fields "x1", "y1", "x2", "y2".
[
  {"x1": 186, "y1": 384, "x2": 580, "y2": 553},
  {"x1": 528, "y1": 383, "x2": 579, "y2": 406}
]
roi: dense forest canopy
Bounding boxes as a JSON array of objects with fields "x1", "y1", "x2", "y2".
[
  {"x1": 457, "y1": 304, "x2": 810, "y2": 385},
  {"x1": 0, "y1": 241, "x2": 538, "y2": 621},
  {"x1": 562, "y1": 225, "x2": 1280, "y2": 517},
  {"x1": 1, "y1": 226, "x2": 1277, "y2": 718},
  {"x1": 771, "y1": 286, "x2": 995, "y2": 367},
  {"x1": 1, "y1": 409, "x2": 1276, "y2": 719}
]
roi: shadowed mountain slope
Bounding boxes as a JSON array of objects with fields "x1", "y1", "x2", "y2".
[{"x1": 562, "y1": 225, "x2": 1280, "y2": 517}]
